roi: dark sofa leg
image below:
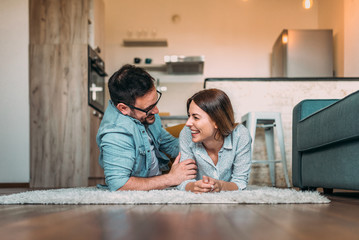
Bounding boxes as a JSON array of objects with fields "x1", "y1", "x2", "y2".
[{"x1": 323, "y1": 188, "x2": 334, "y2": 194}]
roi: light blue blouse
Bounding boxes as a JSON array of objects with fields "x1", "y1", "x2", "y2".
[{"x1": 177, "y1": 124, "x2": 252, "y2": 191}]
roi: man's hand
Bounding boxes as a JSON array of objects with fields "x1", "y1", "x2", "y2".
[{"x1": 168, "y1": 153, "x2": 197, "y2": 186}]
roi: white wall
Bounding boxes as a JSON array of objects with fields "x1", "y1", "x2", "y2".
[
  {"x1": 0, "y1": 0, "x2": 29, "y2": 183},
  {"x1": 344, "y1": 0, "x2": 359, "y2": 76},
  {"x1": 318, "y1": 0, "x2": 344, "y2": 77},
  {"x1": 104, "y1": 0, "x2": 319, "y2": 80},
  {"x1": 104, "y1": 0, "x2": 320, "y2": 115}
]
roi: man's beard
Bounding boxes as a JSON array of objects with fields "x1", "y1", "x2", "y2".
[
  {"x1": 129, "y1": 111, "x2": 156, "y2": 125},
  {"x1": 142, "y1": 114, "x2": 156, "y2": 125}
]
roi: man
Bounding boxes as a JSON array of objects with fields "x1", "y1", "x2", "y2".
[{"x1": 96, "y1": 64, "x2": 197, "y2": 191}]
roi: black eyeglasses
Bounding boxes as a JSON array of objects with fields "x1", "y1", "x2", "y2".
[{"x1": 126, "y1": 90, "x2": 162, "y2": 116}]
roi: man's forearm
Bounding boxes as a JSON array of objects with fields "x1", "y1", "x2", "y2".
[{"x1": 117, "y1": 174, "x2": 175, "y2": 191}]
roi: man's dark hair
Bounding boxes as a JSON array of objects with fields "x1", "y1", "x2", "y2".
[{"x1": 108, "y1": 64, "x2": 155, "y2": 106}]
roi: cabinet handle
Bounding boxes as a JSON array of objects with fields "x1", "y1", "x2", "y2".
[{"x1": 92, "y1": 110, "x2": 103, "y2": 119}]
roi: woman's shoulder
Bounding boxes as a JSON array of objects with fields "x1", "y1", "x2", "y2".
[
  {"x1": 231, "y1": 124, "x2": 251, "y2": 142},
  {"x1": 179, "y1": 125, "x2": 197, "y2": 150},
  {"x1": 233, "y1": 123, "x2": 250, "y2": 135},
  {"x1": 179, "y1": 125, "x2": 191, "y2": 138}
]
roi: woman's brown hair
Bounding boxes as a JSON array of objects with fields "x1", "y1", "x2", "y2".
[{"x1": 187, "y1": 88, "x2": 238, "y2": 139}]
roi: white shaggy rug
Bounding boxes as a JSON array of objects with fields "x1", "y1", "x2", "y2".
[{"x1": 0, "y1": 186, "x2": 330, "y2": 205}]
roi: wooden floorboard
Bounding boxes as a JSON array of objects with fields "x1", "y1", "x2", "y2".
[
  {"x1": 223, "y1": 205, "x2": 298, "y2": 240},
  {"x1": 0, "y1": 188, "x2": 359, "y2": 240},
  {"x1": 247, "y1": 203, "x2": 356, "y2": 240}
]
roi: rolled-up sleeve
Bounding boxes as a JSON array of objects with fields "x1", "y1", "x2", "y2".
[
  {"x1": 230, "y1": 127, "x2": 252, "y2": 190},
  {"x1": 177, "y1": 126, "x2": 197, "y2": 191},
  {"x1": 99, "y1": 132, "x2": 136, "y2": 191},
  {"x1": 177, "y1": 179, "x2": 196, "y2": 191}
]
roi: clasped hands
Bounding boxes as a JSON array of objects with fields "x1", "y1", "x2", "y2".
[
  {"x1": 187, "y1": 175, "x2": 222, "y2": 193},
  {"x1": 169, "y1": 153, "x2": 222, "y2": 193}
]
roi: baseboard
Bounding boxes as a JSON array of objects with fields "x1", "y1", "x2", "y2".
[
  {"x1": 0, "y1": 183, "x2": 30, "y2": 188},
  {"x1": 88, "y1": 177, "x2": 105, "y2": 186}
]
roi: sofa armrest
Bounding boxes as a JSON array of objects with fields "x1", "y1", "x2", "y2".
[
  {"x1": 297, "y1": 92, "x2": 359, "y2": 151},
  {"x1": 292, "y1": 99, "x2": 338, "y2": 188}
]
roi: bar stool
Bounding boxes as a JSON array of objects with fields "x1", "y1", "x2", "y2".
[{"x1": 241, "y1": 112, "x2": 291, "y2": 187}]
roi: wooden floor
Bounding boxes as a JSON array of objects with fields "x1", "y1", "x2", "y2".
[{"x1": 1, "y1": 188, "x2": 359, "y2": 240}]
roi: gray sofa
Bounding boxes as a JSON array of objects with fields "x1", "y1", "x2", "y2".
[{"x1": 292, "y1": 90, "x2": 359, "y2": 193}]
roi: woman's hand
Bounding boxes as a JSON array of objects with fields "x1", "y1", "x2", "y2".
[
  {"x1": 186, "y1": 175, "x2": 222, "y2": 193},
  {"x1": 202, "y1": 176, "x2": 222, "y2": 192},
  {"x1": 185, "y1": 176, "x2": 238, "y2": 193}
]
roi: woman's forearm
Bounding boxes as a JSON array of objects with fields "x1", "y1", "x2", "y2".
[
  {"x1": 218, "y1": 180, "x2": 239, "y2": 191},
  {"x1": 185, "y1": 182, "x2": 195, "y2": 192}
]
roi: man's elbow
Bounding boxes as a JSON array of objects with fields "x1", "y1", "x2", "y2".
[{"x1": 106, "y1": 177, "x2": 129, "y2": 192}]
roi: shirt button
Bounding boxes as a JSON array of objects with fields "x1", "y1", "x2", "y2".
[
  {"x1": 147, "y1": 150, "x2": 150, "y2": 153},
  {"x1": 142, "y1": 131, "x2": 145, "y2": 133}
]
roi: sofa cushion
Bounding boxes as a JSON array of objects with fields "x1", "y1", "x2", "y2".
[
  {"x1": 298, "y1": 99, "x2": 338, "y2": 120},
  {"x1": 297, "y1": 90, "x2": 359, "y2": 151},
  {"x1": 301, "y1": 140, "x2": 359, "y2": 190}
]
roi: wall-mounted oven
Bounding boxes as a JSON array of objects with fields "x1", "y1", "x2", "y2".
[{"x1": 88, "y1": 45, "x2": 107, "y2": 114}]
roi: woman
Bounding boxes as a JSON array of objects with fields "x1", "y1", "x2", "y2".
[{"x1": 177, "y1": 88, "x2": 252, "y2": 193}]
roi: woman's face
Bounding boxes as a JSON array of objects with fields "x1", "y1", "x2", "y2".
[{"x1": 186, "y1": 101, "x2": 218, "y2": 143}]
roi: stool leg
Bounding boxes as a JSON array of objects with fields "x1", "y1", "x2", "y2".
[
  {"x1": 249, "y1": 116, "x2": 257, "y2": 160},
  {"x1": 242, "y1": 113, "x2": 257, "y2": 159},
  {"x1": 264, "y1": 126, "x2": 276, "y2": 187},
  {"x1": 275, "y1": 115, "x2": 291, "y2": 187}
]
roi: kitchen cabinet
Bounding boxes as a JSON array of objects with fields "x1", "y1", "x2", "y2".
[
  {"x1": 88, "y1": 0, "x2": 105, "y2": 56},
  {"x1": 88, "y1": 0, "x2": 106, "y2": 186},
  {"x1": 30, "y1": 0, "x2": 105, "y2": 188},
  {"x1": 88, "y1": 110, "x2": 105, "y2": 186}
]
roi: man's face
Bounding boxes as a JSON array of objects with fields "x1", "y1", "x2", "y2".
[{"x1": 128, "y1": 87, "x2": 161, "y2": 125}]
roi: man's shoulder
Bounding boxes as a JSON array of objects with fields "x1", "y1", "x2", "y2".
[{"x1": 98, "y1": 106, "x2": 138, "y2": 137}]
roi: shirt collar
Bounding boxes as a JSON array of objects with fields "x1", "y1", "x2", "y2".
[
  {"x1": 109, "y1": 100, "x2": 143, "y2": 125},
  {"x1": 188, "y1": 132, "x2": 233, "y2": 151},
  {"x1": 222, "y1": 133, "x2": 233, "y2": 150}
]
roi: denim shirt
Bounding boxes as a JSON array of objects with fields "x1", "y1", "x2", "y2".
[
  {"x1": 96, "y1": 100, "x2": 179, "y2": 191},
  {"x1": 177, "y1": 124, "x2": 252, "y2": 191}
]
